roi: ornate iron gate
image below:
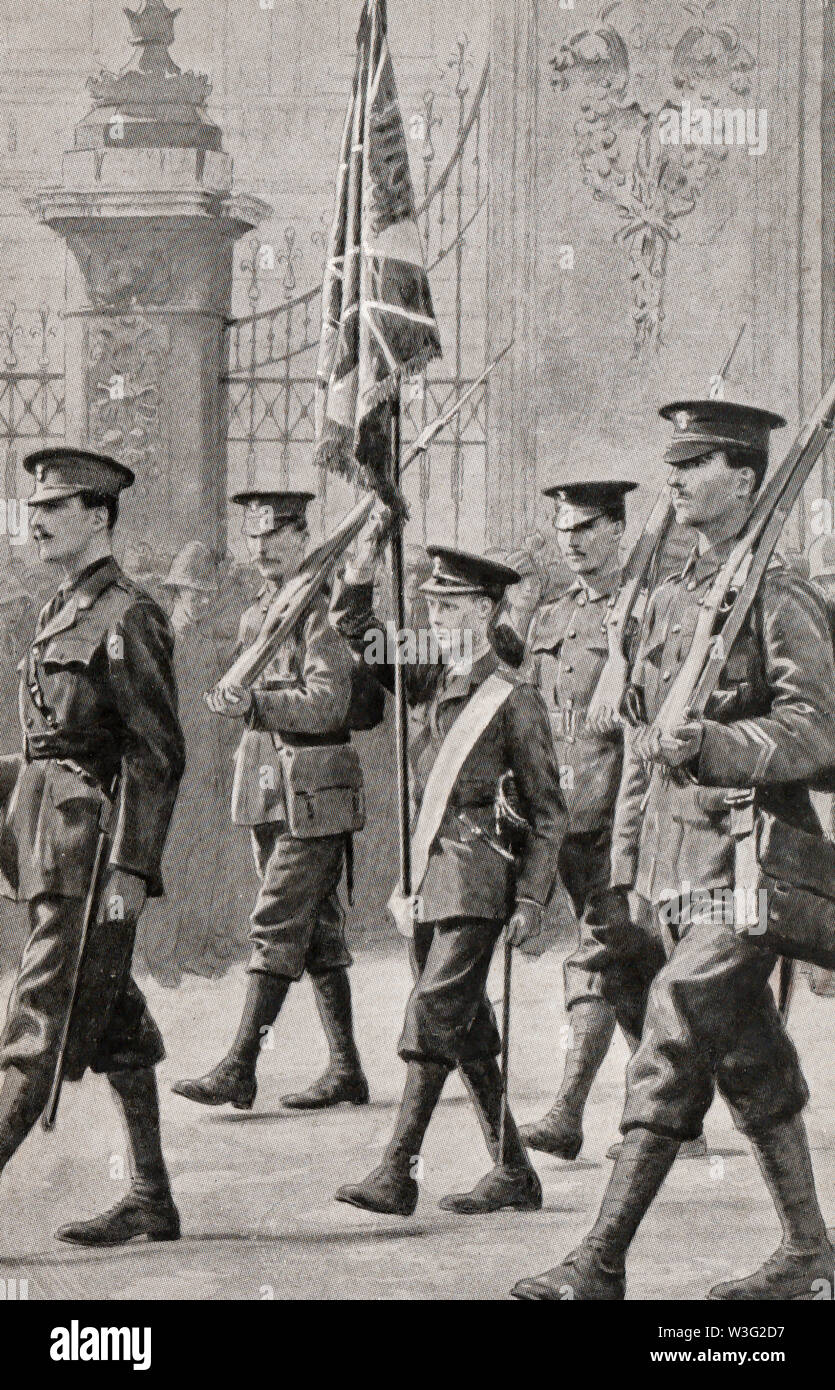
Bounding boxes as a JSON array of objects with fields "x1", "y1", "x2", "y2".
[
  {"x1": 223, "y1": 43, "x2": 490, "y2": 545},
  {"x1": 0, "y1": 305, "x2": 65, "y2": 556}
]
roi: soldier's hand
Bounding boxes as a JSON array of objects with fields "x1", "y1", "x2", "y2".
[
  {"x1": 507, "y1": 898, "x2": 544, "y2": 951},
  {"x1": 655, "y1": 718, "x2": 704, "y2": 768},
  {"x1": 101, "y1": 868, "x2": 147, "y2": 924},
  {"x1": 205, "y1": 683, "x2": 253, "y2": 717},
  {"x1": 585, "y1": 703, "x2": 623, "y2": 736}
]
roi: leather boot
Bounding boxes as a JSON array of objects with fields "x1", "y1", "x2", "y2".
[
  {"x1": 172, "y1": 973, "x2": 290, "y2": 1108},
  {"x1": 521, "y1": 999, "x2": 616, "y2": 1159},
  {"x1": 709, "y1": 1115, "x2": 834, "y2": 1300},
  {"x1": 439, "y1": 1057, "x2": 542, "y2": 1214},
  {"x1": 511, "y1": 1126, "x2": 679, "y2": 1299},
  {"x1": 281, "y1": 968, "x2": 369, "y2": 1109},
  {"x1": 511, "y1": 1244, "x2": 626, "y2": 1301},
  {"x1": 56, "y1": 1069, "x2": 180, "y2": 1247},
  {"x1": 56, "y1": 1192, "x2": 180, "y2": 1246},
  {"x1": 335, "y1": 1060, "x2": 448, "y2": 1216},
  {"x1": 0, "y1": 1066, "x2": 50, "y2": 1173}
]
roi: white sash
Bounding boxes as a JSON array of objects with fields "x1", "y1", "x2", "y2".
[{"x1": 388, "y1": 672, "x2": 514, "y2": 935}]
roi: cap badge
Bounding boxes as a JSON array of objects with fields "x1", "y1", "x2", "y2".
[{"x1": 674, "y1": 411, "x2": 690, "y2": 431}]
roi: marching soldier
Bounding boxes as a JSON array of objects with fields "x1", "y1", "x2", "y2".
[
  {"x1": 332, "y1": 518, "x2": 566, "y2": 1216},
  {"x1": 173, "y1": 489, "x2": 370, "y2": 1113},
  {"x1": 0, "y1": 446, "x2": 185, "y2": 1246},
  {"x1": 516, "y1": 481, "x2": 641, "y2": 1160},
  {"x1": 512, "y1": 401, "x2": 835, "y2": 1300}
]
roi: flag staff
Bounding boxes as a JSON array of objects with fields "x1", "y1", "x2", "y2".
[{"x1": 390, "y1": 394, "x2": 412, "y2": 900}]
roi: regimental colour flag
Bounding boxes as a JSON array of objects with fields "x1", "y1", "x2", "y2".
[{"x1": 314, "y1": 0, "x2": 442, "y2": 494}]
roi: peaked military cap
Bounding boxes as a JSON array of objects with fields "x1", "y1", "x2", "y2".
[
  {"x1": 230, "y1": 490, "x2": 314, "y2": 537},
  {"x1": 24, "y1": 446, "x2": 135, "y2": 505},
  {"x1": 420, "y1": 546, "x2": 521, "y2": 601},
  {"x1": 659, "y1": 400, "x2": 786, "y2": 466},
  {"x1": 542, "y1": 480, "x2": 637, "y2": 507}
]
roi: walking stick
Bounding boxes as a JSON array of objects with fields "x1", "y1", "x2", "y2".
[
  {"x1": 499, "y1": 934, "x2": 513, "y2": 1166},
  {"x1": 457, "y1": 805, "x2": 518, "y2": 1164}
]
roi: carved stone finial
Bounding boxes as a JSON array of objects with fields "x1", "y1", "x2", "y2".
[
  {"x1": 124, "y1": 0, "x2": 182, "y2": 75},
  {"x1": 83, "y1": 0, "x2": 215, "y2": 142}
]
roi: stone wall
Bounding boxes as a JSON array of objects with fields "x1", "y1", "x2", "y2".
[{"x1": 486, "y1": 0, "x2": 829, "y2": 553}]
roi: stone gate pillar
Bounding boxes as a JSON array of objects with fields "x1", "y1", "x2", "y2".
[
  {"x1": 25, "y1": 0, "x2": 271, "y2": 567},
  {"x1": 485, "y1": 0, "x2": 540, "y2": 550}
]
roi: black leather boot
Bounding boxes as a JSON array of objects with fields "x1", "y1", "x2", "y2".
[
  {"x1": 56, "y1": 1192, "x2": 180, "y2": 1247},
  {"x1": 57, "y1": 1069, "x2": 180, "y2": 1247},
  {"x1": 709, "y1": 1115, "x2": 834, "y2": 1300},
  {"x1": 172, "y1": 973, "x2": 290, "y2": 1108},
  {"x1": 511, "y1": 1126, "x2": 679, "y2": 1299},
  {"x1": 335, "y1": 1060, "x2": 448, "y2": 1216},
  {"x1": 511, "y1": 1243, "x2": 626, "y2": 1301},
  {"x1": 281, "y1": 968, "x2": 369, "y2": 1109},
  {"x1": 521, "y1": 999, "x2": 616, "y2": 1159},
  {"x1": 439, "y1": 1057, "x2": 542, "y2": 1214},
  {"x1": 0, "y1": 1065, "x2": 50, "y2": 1173}
]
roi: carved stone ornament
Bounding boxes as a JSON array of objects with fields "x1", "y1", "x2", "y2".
[
  {"x1": 551, "y1": 0, "x2": 756, "y2": 353},
  {"x1": 87, "y1": 313, "x2": 169, "y2": 516}
]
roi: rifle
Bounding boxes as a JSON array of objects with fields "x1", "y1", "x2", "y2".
[
  {"x1": 217, "y1": 343, "x2": 514, "y2": 692},
  {"x1": 653, "y1": 371, "x2": 835, "y2": 743},
  {"x1": 585, "y1": 489, "x2": 675, "y2": 729},
  {"x1": 585, "y1": 325, "x2": 748, "y2": 730},
  {"x1": 42, "y1": 774, "x2": 120, "y2": 1132}
]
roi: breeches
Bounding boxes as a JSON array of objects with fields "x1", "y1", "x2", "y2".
[
  {"x1": 605, "y1": 895, "x2": 809, "y2": 1139},
  {"x1": 0, "y1": 893, "x2": 164, "y2": 1083},
  {"x1": 247, "y1": 827, "x2": 351, "y2": 980},
  {"x1": 398, "y1": 916, "x2": 503, "y2": 1067},
  {"x1": 559, "y1": 829, "x2": 613, "y2": 1010}
]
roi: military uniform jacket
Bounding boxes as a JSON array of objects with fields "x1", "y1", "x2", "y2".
[
  {"x1": 0, "y1": 556, "x2": 185, "y2": 901},
  {"x1": 611, "y1": 546, "x2": 835, "y2": 902},
  {"x1": 523, "y1": 580, "x2": 636, "y2": 835},
  {"x1": 333, "y1": 580, "x2": 566, "y2": 922},
  {"x1": 230, "y1": 585, "x2": 358, "y2": 828}
]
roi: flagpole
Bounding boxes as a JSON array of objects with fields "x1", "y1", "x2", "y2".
[{"x1": 390, "y1": 391, "x2": 412, "y2": 900}]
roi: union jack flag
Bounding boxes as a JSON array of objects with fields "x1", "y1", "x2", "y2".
[{"x1": 314, "y1": 0, "x2": 442, "y2": 496}]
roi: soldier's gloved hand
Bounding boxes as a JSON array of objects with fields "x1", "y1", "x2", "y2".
[
  {"x1": 205, "y1": 683, "x2": 254, "y2": 717},
  {"x1": 507, "y1": 898, "x2": 544, "y2": 951},
  {"x1": 101, "y1": 868, "x2": 147, "y2": 925}
]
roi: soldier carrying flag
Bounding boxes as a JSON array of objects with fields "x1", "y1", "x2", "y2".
[{"x1": 332, "y1": 519, "x2": 566, "y2": 1215}]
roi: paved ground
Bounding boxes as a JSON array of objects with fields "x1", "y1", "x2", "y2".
[{"x1": 0, "y1": 945, "x2": 833, "y2": 1301}]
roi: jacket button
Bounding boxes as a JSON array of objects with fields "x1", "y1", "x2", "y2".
[
  {"x1": 671, "y1": 623, "x2": 681, "y2": 634},
  {"x1": 564, "y1": 665, "x2": 574, "y2": 674},
  {"x1": 686, "y1": 581, "x2": 697, "y2": 592},
  {"x1": 662, "y1": 671, "x2": 671, "y2": 682}
]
